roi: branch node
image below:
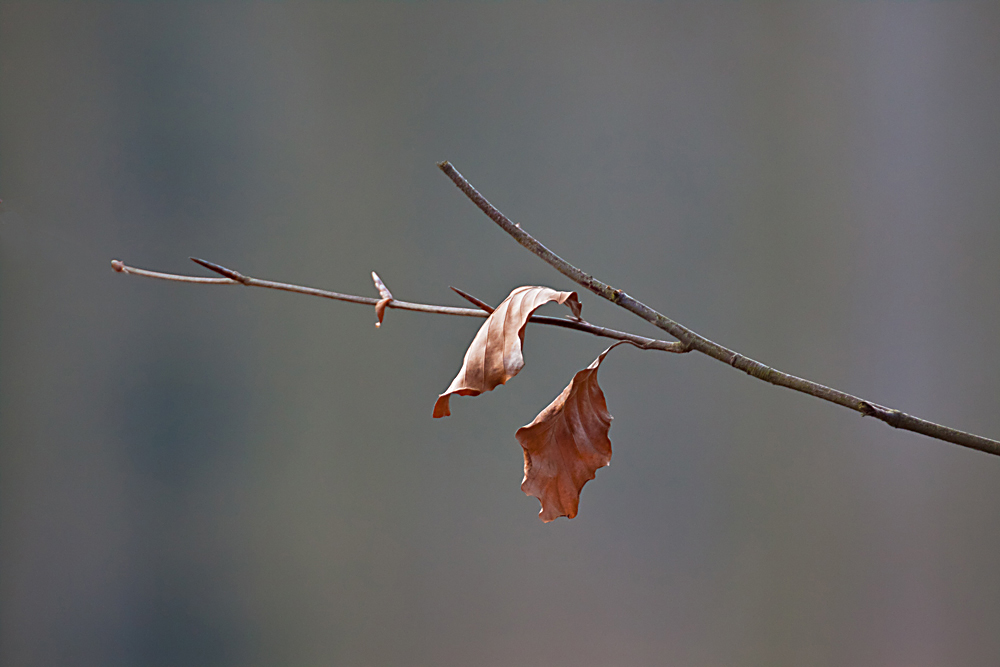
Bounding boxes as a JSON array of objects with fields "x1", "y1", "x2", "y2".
[
  {"x1": 371, "y1": 271, "x2": 393, "y2": 301},
  {"x1": 371, "y1": 271, "x2": 394, "y2": 328}
]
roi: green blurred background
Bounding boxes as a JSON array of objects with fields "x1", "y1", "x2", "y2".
[{"x1": 3, "y1": 2, "x2": 1000, "y2": 665}]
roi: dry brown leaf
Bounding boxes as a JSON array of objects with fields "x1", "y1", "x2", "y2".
[
  {"x1": 517, "y1": 342, "x2": 627, "y2": 522},
  {"x1": 433, "y1": 286, "x2": 582, "y2": 418},
  {"x1": 371, "y1": 271, "x2": 393, "y2": 328}
]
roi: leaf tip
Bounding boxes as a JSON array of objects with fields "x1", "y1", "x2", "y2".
[
  {"x1": 565, "y1": 292, "x2": 583, "y2": 319},
  {"x1": 432, "y1": 394, "x2": 451, "y2": 418}
]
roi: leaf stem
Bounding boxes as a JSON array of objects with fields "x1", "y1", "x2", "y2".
[{"x1": 437, "y1": 161, "x2": 1000, "y2": 458}]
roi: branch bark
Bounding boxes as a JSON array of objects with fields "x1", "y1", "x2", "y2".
[
  {"x1": 437, "y1": 161, "x2": 1000, "y2": 458},
  {"x1": 110, "y1": 259, "x2": 686, "y2": 352}
]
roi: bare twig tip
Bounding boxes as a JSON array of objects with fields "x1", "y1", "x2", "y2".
[
  {"x1": 111, "y1": 259, "x2": 125, "y2": 272},
  {"x1": 450, "y1": 286, "x2": 495, "y2": 314}
]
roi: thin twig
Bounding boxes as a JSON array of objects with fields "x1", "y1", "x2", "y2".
[
  {"x1": 437, "y1": 161, "x2": 1000, "y2": 458},
  {"x1": 111, "y1": 258, "x2": 686, "y2": 352},
  {"x1": 450, "y1": 286, "x2": 495, "y2": 313},
  {"x1": 119, "y1": 257, "x2": 480, "y2": 316}
]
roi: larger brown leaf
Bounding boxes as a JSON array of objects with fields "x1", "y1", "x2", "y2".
[
  {"x1": 517, "y1": 342, "x2": 626, "y2": 522},
  {"x1": 433, "y1": 286, "x2": 582, "y2": 418}
]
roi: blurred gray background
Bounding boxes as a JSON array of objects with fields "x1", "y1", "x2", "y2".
[{"x1": 3, "y1": 2, "x2": 1000, "y2": 665}]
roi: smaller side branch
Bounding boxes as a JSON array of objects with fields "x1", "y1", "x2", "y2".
[
  {"x1": 450, "y1": 286, "x2": 495, "y2": 313},
  {"x1": 114, "y1": 257, "x2": 482, "y2": 316},
  {"x1": 111, "y1": 258, "x2": 687, "y2": 352}
]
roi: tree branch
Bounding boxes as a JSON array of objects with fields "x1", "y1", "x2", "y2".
[
  {"x1": 437, "y1": 161, "x2": 1000, "y2": 458},
  {"x1": 110, "y1": 259, "x2": 687, "y2": 352}
]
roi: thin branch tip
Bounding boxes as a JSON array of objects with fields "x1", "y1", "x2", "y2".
[
  {"x1": 450, "y1": 286, "x2": 495, "y2": 314},
  {"x1": 111, "y1": 259, "x2": 125, "y2": 272}
]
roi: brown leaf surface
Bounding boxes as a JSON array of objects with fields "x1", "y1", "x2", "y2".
[
  {"x1": 433, "y1": 286, "x2": 582, "y2": 418},
  {"x1": 517, "y1": 342, "x2": 626, "y2": 522}
]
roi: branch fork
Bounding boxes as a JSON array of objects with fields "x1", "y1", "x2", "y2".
[
  {"x1": 434, "y1": 161, "x2": 1000, "y2": 457},
  {"x1": 112, "y1": 162, "x2": 1000, "y2": 476}
]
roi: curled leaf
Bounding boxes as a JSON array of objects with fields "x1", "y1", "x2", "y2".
[
  {"x1": 433, "y1": 286, "x2": 582, "y2": 418},
  {"x1": 517, "y1": 342, "x2": 627, "y2": 522},
  {"x1": 371, "y1": 271, "x2": 393, "y2": 328}
]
